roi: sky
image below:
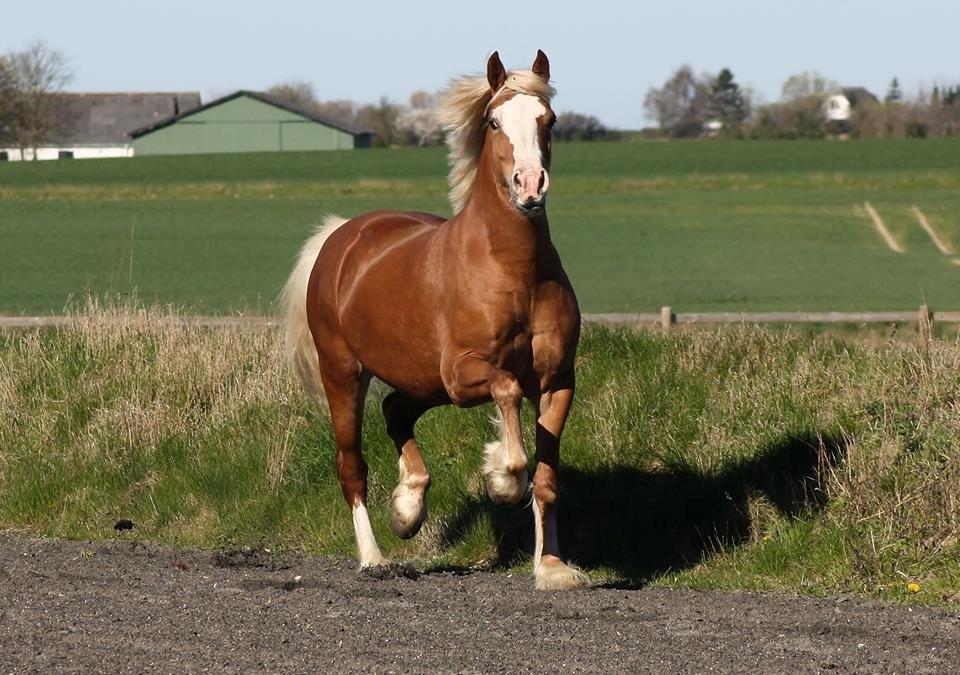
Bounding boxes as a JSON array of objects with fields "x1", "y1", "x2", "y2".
[{"x1": 4, "y1": 0, "x2": 958, "y2": 129}]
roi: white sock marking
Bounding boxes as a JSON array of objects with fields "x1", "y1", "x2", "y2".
[
  {"x1": 482, "y1": 412, "x2": 528, "y2": 505},
  {"x1": 391, "y1": 457, "x2": 428, "y2": 537},
  {"x1": 352, "y1": 503, "x2": 386, "y2": 567},
  {"x1": 533, "y1": 498, "x2": 545, "y2": 569}
]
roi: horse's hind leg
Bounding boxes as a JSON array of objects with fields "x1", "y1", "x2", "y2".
[
  {"x1": 382, "y1": 391, "x2": 432, "y2": 539},
  {"x1": 321, "y1": 360, "x2": 386, "y2": 568}
]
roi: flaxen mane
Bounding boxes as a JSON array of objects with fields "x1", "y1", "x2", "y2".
[{"x1": 438, "y1": 69, "x2": 555, "y2": 213}]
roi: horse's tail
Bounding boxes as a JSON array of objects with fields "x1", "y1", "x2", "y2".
[{"x1": 280, "y1": 214, "x2": 349, "y2": 402}]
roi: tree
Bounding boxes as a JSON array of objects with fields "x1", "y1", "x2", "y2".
[
  {"x1": 315, "y1": 99, "x2": 359, "y2": 128},
  {"x1": 780, "y1": 71, "x2": 836, "y2": 101},
  {"x1": 396, "y1": 91, "x2": 443, "y2": 146},
  {"x1": 265, "y1": 80, "x2": 316, "y2": 108},
  {"x1": 707, "y1": 68, "x2": 749, "y2": 133},
  {"x1": 1, "y1": 41, "x2": 73, "y2": 157},
  {"x1": 943, "y1": 85, "x2": 960, "y2": 106},
  {"x1": 885, "y1": 77, "x2": 903, "y2": 103},
  {"x1": 1, "y1": 42, "x2": 72, "y2": 156},
  {"x1": 357, "y1": 97, "x2": 402, "y2": 147},
  {"x1": 643, "y1": 65, "x2": 710, "y2": 136},
  {"x1": 553, "y1": 112, "x2": 619, "y2": 142},
  {"x1": 408, "y1": 90, "x2": 433, "y2": 111},
  {"x1": 0, "y1": 56, "x2": 16, "y2": 144}
]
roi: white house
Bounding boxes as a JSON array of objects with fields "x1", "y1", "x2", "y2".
[
  {"x1": 0, "y1": 92, "x2": 200, "y2": 161},
  {"x1": 822, "y1": 87, "x2": 878, "y2": 126},
  {"x1": 824, "y1": 94, "x2": 852, "y2": 123}
]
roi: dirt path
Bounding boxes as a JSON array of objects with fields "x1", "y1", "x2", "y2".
[{"x1": 0, "y1": 535, "x2": 957, "y2": 673}]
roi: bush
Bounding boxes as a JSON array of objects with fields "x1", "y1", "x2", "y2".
[
  {"x1": 748, "y1": 97, "x2": 826, "y2": 139},
  {"x1": 553, "y1": 112, "x2": 621, "y2": 142}
]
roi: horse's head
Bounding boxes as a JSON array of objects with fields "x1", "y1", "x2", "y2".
[{"x1": 484, "y1": 50, "x2": 556, "y2": 215}]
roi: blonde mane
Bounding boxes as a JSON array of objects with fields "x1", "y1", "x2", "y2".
[{"x1": 438, "y1": 69, "x2": 555, "y2": 214}]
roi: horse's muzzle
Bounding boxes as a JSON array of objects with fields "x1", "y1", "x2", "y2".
[{"x1": 511, "y1": 167, "x2": 549, "y2": 214}]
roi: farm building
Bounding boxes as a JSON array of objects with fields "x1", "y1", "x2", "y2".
[
  {"x1": 823, "y1": 87, "x2": 879, "y2": 132},
  {"x1": 0, "y1": 92, "x2": 200, "y2": 161},
  {"x1": 130, "y1": 91, "x2": 372, "y2": 155}
]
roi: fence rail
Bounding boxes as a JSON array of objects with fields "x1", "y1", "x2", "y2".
[
  {"x1": 590, "y1": 307, "x2": 960, "y2": 326},
  {"x1": 1, "y1": 306, "x2": 957, "y2": 330}
]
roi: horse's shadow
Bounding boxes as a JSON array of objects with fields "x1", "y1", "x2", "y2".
[{"x1": 437, "y1": 432, "x2": 846, "y2": 585}]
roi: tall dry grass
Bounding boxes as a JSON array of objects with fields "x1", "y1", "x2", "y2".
[{"x1": 1, "y1": 300, "x2": 959, "y2": 602}]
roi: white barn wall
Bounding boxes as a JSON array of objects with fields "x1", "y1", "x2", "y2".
[{"x1": 0, "y1": 145, "x2": 134, "y2": 161}]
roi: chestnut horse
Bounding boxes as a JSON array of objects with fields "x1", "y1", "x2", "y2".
[{"x1": 282, "y1": 50, "x2": 587, "y2": 590}]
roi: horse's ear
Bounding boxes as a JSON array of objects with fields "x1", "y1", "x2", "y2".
[
  {"x1": 532, "y1": 49, "x2": 550, "y2": 82},
  {"x1": 487, "y1": 51, "x2": 507, "y2": 92}
]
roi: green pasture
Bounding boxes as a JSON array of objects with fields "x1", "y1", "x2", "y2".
[{"x1": 1, "y1": 139, "x2": 959, "y2": 315}]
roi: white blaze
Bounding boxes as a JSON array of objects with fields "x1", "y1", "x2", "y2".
[{"x1": 494, "y1": 94, "x2": 547, "y2": 171}]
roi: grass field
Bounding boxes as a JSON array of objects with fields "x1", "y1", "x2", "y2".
[
  {"x1": 2, "y1": 301, "x2": 959, "y2": 603},
  {"x1": 2, "y1": 139, "x2": 959, "y2": 315}
]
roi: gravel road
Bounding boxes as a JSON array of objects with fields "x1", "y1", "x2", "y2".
[{"x1": 0, "y1": 534, "x2": 957, "y2": 673}]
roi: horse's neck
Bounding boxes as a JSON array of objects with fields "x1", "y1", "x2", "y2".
[{"x1": 456, "y1": 165, "x2": 550, "y2": 272}]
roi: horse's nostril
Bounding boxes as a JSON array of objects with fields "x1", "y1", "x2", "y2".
[
  {"x1": 513, "y1": 172, "x2": 522, "y2": 188},
  {"x1": 537, "y1": 172, "x2": 545, "y2": 193}
]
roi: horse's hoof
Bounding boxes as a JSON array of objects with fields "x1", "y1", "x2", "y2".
[
  {"x1": 359, "y1": 553, "x2": 390, "y2": 569},
  {"x1": 535, "y1": 557, "x2": 590, "y2": 591},
  {"x1": 390, "y1": 482, "x2": 427, "y2": 539}
]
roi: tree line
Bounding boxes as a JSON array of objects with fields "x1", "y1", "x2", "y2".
[
  {"x1": 265, "y1": 80, "x2": 620, "y2": 147},
  {"x1": 5, "y1": 41, "x2": 958, "y2": 153},
  {"x1": 0, "y1": 40, "x2": 620, "y2": 153},
  {"x1": 644, "y1": 65, "x2": 960, "y2": 139}
]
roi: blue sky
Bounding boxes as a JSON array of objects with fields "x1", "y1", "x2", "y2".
[{"x1": 5, "y1": 0, "x2": 957, "y2": 128}]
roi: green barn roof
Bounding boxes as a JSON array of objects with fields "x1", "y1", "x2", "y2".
[{"x1": 130, "y1": 90, "x2": 372, "y2": 139}]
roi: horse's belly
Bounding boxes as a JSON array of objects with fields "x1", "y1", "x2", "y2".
[{"x1": 342, "y1": 304, "x2": 447, "y2": 400}]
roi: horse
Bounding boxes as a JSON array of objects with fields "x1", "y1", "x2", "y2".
[{"x1": 281, "y1": 50, "x2": 587, "y2": 590}]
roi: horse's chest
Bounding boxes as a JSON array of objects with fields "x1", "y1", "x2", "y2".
[
  {"x1": 481, "y1": 304, "x2": 535, "y2": 366},
  {"x1": 463, "y1": 294, "x2": 573, "y2": 377}
]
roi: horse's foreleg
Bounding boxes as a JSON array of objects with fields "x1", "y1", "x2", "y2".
[
  {"x1": 382, "y1": 391, "x2": 432, "y2": 539},
  {"x1": 484, "y1": 371, "x2": 529, "y2": 505},
  {"x1": 532, "y1": 382, "x2": 589, "y2": 590},
  {"x1": 443, "y1": 355, "x2": 530, "y2": 505},
  {"x1": 324, "y1": 369, "x2": 386, "y2": 568}
]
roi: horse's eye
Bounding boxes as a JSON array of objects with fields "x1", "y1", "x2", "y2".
[
  {"x1": 489, "y1": 118, "x2": 499, "y2": 131},
  {"x1": 548, "y1": 115, "x2": 557, "y2": 128}
]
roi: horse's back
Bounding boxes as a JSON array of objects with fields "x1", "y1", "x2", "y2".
[{"x1": 311, "y1": 210, "x2": 449, "y2": 400}]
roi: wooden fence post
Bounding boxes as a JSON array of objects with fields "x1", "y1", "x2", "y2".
[{"x1": 660, "y1": 306, "x2": 674, "y2": 332}]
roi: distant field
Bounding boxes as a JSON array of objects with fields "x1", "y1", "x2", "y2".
[{"x1": 2, "y1": 139, "x2": 959, "y2": 314}]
